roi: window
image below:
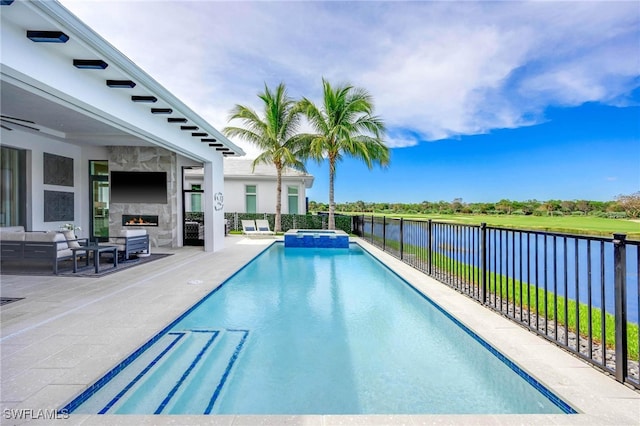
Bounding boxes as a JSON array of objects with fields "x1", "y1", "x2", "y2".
[
  {"x1": 190, "y1": 193, "x2": 202, "y2": 212},
  {"x1": 288, "y1": 186, "x2": 299, "y2": 215},
  {"x1": 189, "y1": 184, "x2": 201, "y2": 213},
  {"x1": 246, "y1": 185, "x2": 257, "y2": 213}
]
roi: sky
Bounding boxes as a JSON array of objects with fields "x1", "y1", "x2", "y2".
[{"x1": 59, "y1": 0, "x2": 640, "y2": 204}]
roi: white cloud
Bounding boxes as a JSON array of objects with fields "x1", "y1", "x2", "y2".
[{"x1": 60, "y1": 0, "x2": 640, "y2": 150}]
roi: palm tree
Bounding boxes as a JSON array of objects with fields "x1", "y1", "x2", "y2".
[
  {"x1": 223, "y1": 82, "x2": 306, "y2": 232},
  {"x1": 299, "y1": 78, "x2": 389, "y2": 230}
]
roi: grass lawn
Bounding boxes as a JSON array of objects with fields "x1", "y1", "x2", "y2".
[{"x1": 343, "y1": 212, "x2": 640, "y2": 240}]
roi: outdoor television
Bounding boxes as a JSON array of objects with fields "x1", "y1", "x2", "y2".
[{"x1": 110, "y1": 171, "x2": 167, "y2": 204}]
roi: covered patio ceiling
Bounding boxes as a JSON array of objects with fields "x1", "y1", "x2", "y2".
[
  {"x1": 0, "y1": 0, "x2": 244, "y2": 160},
  {"x1": 1, "y1": 79, "x2": 150, "y2": 147}
]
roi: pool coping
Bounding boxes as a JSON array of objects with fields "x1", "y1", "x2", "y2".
[{"x1": 1, "y1": 235, "x2": 638, "y2": 425}]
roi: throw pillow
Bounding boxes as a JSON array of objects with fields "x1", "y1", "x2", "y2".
[{"x1": 63, "y1": 230, "x2": 81, "y2": 248}]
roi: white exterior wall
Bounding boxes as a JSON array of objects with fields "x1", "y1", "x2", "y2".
[{"x1": 223, "y1": 177, "x2": 307, "y2": 214}]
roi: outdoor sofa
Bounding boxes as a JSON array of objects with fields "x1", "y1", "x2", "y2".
[{"x1": 0, "y1": 226, "x2": 88, "y2": 274}]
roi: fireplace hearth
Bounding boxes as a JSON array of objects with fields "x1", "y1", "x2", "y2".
[{"x1": 122, "y1": 215, "x2": 159, "y2": 226}]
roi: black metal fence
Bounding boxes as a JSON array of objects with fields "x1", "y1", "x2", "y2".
[{"x1": 353, "y1": 215, "x2": 640, "y2": 389}]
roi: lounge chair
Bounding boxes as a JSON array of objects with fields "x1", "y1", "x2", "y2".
[
  {"x1": 241, "y1": 220, "x2": 260, "y2": 237},
  {"x1": 255, "y1": 219, "x2": 275, "y2": 236}
]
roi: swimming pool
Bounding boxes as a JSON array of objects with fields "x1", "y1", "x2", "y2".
[{"x1": 64, "y1": 243, "x2": 574, "y2": 415}]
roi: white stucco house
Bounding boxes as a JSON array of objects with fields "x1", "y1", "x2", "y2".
[
  {"x1": 223, "y1": 158, "x2": 314, "y2": 215},
  {"x1": 182, "y1": 159, "x2": 314, "y2": 216},
  {"x1": 0, "y1": 0, "x2": 244, "y2": 252}
]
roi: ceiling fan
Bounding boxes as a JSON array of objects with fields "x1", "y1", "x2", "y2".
[{"x1": 0, "y1": 115, "x2": 40, "y2": 132}]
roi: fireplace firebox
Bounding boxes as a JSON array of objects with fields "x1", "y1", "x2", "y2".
[{"x1": 122, "y1": 215, "x2": 159, "y2": 226}]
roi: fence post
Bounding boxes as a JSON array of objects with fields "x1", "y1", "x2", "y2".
[
  {"x1": 613, "y1": 233, "x2": 628, "y2": 384},
  {"x1": 400, "y1": 218, "x2": 404, "y2": 260},
  {"x1": 480, "y1": 223, "x2": 487, "y2": 305},
  {"x1": 370, "y1": 215, "x2": 374, "y2": 243},
  {"x1": 382, "y1": 216, "x2": 387, "y2": 251},
  {"x1": 427, "y1": 219, "x2": 432, "y2": 275}
]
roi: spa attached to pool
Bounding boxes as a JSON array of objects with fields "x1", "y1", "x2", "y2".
[{"x1": 284, "y1": 229, "x2": 350, "y2": 248}]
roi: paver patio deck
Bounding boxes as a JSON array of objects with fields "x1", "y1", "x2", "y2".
[{"x1": 1, "y1": 236, "x2": 638, "y2": 425}]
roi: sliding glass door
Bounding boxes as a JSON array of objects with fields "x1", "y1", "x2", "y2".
[{"x1": 0, "y1": 146, "x2": 26, "y2": 227}]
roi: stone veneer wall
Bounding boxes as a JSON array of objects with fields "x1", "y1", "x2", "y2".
[{"x1": 108, "y1": 146, "x2": 178, "y2": 249}]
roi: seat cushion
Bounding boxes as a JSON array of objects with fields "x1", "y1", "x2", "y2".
[
  {"x1": 24, "y1": 232, "x2": 68, "y2": 249},
  {"x1": 56, "y1": 248, "x2": 73, "y2": 258},
  {"x1": 62, "y1": 230, "x2": 81, "y2": 248},
  {"x1": 119, "y1": 229, "x2": 147, "y2": 237},
  {"x1": 0, "y1": 231, "x2": 25, "y2": 241},
  {"x1": 24, "y1": 232, "x2": 55, "y2": 242},
  {"x1": 0, "y1": 226, "x2": 25, "y2": 233}
]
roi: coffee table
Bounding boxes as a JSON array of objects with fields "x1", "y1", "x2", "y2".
[{"x1": 71, "y1": 245, "x2": 118, "y2": 273}]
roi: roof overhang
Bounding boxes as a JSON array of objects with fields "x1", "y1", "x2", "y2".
[{"x1": 0, "y1": 0, "x2": 244, "y2": 161}]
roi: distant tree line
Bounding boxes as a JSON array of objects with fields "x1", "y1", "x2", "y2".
[{"x1": 308, "y1": 191, "x2": 640, "y2": 219}]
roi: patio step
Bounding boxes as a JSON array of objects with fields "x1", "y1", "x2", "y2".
[{"x1": 80, "y1": 329, "x2": 249, "y2": 414}]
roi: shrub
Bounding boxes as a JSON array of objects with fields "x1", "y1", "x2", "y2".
[
  {"x1": 186, "y1": 212, "x2": 204, "y2": 221},
  {"x1": 606, "y1": 212, "x2": 628, "y2": 219}
]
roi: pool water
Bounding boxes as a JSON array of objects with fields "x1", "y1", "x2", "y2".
[{"x1": 67, "y1": 243, "x2": 573, "y2": 415}]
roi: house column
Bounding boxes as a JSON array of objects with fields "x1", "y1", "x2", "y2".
[{"x1": 204, "y1": 157, "x2": 225, "y2": 252}]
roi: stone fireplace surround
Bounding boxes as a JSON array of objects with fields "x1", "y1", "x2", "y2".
[{"x1": 108, "y1": 146, "x2": 178, "y2": 248}]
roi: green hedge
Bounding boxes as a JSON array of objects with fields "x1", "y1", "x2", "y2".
[
  {"x1": 225, "y1": 213, "x2": 352, "y2": 234},
  {"x1": 185, "y1": 212, "x2": 204, "y2": 222}
]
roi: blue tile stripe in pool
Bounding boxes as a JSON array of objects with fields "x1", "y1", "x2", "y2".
[
  {"x1": 60, "y1": 243, "x2": 273, "y2": 415},
  {"x1": 98, "y1": 332, "x2": 186, "y2": 414},
  {"x1": 63, "y1": 328, "x2": 249, "y2": 415},
  {"x1": 356, "y1": 243, "x2": 578, "y2": 415},
  {"x1": 204, "y1": 329, "x2": 250, "y2": 414},
  {"x1": 61, "y1": 330, "x2": 185, "y2": 414},
  {"x1": 155, "y1": 330, "x2": 220, "y2": 414}
]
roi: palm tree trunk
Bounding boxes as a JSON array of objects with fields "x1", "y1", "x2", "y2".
[
  {"x1": 328, "y1": 157, "x2": 336, "y2": 230},
  {"x1": 275, "y1": 164, "x2": 282, "y2": 232}
]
